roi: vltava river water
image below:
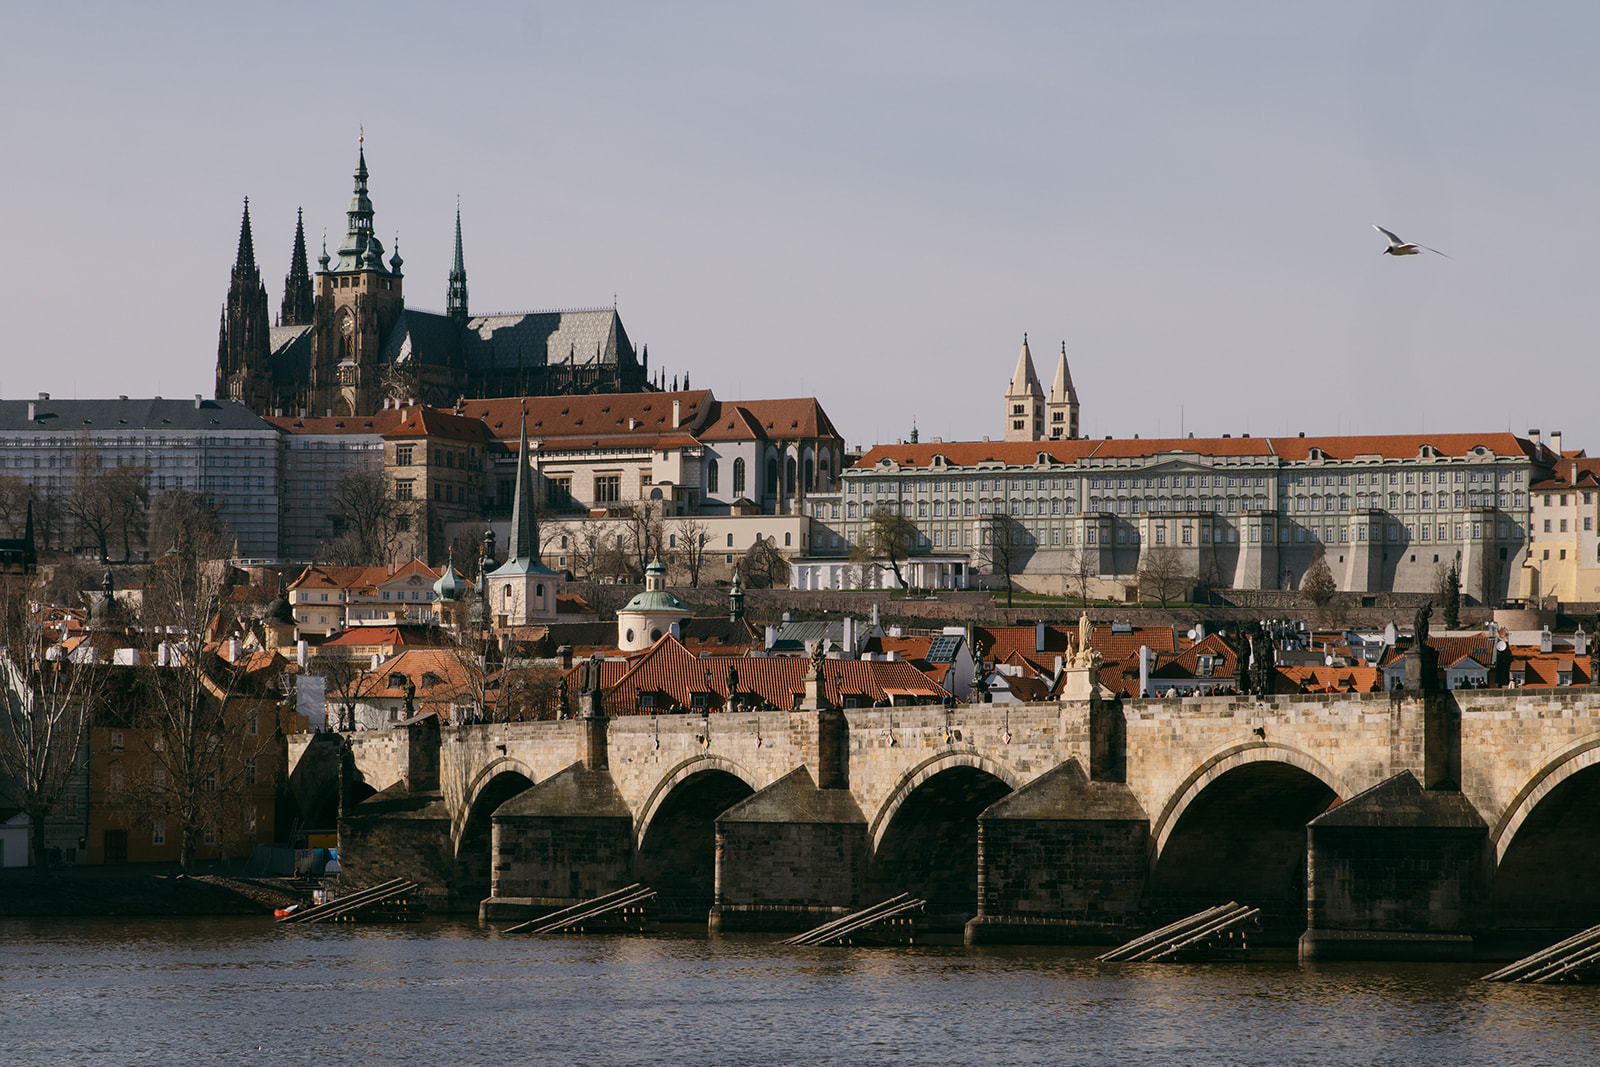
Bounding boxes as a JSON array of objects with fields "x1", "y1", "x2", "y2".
[{"x1": 3, "y1": 918, "x2": 1598, "y2": 1066}]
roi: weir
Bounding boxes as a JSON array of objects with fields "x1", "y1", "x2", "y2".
[{"x1": 286, "y1": 688, "x2": 1600, "y2": 958}]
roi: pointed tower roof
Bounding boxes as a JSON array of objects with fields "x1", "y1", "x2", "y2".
[
  {"x1": 280, "y1": 208, "x2": 315, "y2": 327},
  {"x1": 333, "y1": 137, "x2": 387, "y2": 272},
  {"x1": 447, "y1": 200, "x2": 469, "y2": 324},
  {"x1": 1008, "y1": 333, "x2": 1042, "y2": 397},
  {"x1": 1048, "y1": 342, "x2": 1077, "y2": 405},
  {"x1": 490, "y1": 413, "x2": 558, "y2": 578},
  {"x1": 234, "y1": 198, "x2": 257, "y2": 271}
]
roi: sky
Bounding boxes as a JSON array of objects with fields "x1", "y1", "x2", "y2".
[{"x1": 2, "y1": 2, "x2": 1596, "y2": 451}]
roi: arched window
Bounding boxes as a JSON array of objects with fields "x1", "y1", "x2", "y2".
[
  {"x1": 819, "y1": 455, "x2": 830, "y2": 489},
  {"x1": 804, "y1": 458, "x2": 814, "y2": 492},
  {"x1": 503, "y1": 584, "x2": 512, "y2": 606},
  {"x1": 535, "y1": 583, "x2": 544, "y2": 597},
  {"x1": 785, "y1": 457, "x2": 797, "y2": 494},
  {"x1": 766, "y1": 458, "x2": 779, "y2": 496},
  {"x1": 733, "y1": 457, "x2": 746, "y2": 495},
  {"x1": 707, "y1": 459, "x2": 719, "y2": 494}
]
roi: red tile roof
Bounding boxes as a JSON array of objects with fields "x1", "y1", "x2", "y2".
[
  {"x1": 858, "y1": 432, "x2": 1545, "y2": 471},
  {"x1": 266, "y1": 411, "x2": 408, "y2": 435},
  {"x1": 383, "y1": 407, "x2": 492, "y2": 443},
  {"x1": 596, "y1": 635, "x2": 950, "y2": 713}
]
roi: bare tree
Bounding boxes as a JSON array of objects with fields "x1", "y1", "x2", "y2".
[
  {"x1": 0, "y1": 474, "x2": 36, "y2": 536},
  {"x1": 148, "y1": 490, "x2": 227, "y2": 562},
  {"x1": 1064, "y1": 542, "x2": 1096, "y2": 606},
  {"x1": 1137, "y1": 545, "x2": 1192, "y2": 609},
  {"x1": 671, "y1": 518, "x2": 713, "y2": 587},
  {"x1": 616, "y1": 501, "x2": 665, "y2": 576},
  {"x1": 852, "y1": 506, "x2": 918, "y2": 590},
  {"x1": 104, "y1": 466, "x2": 150, "y2": 562},
  {"x1": 132, "y1": 520, "x2": 273, "y2": 872},
  {"x1": 314, "y1": 657, "x2": 370, "y2": 733},
  {"x1": 978, "y1": 511, "x2": 1023, "y2": 606},
  {"x1": 323, "y1": 468, "x2": 418, "y2": 566},
  {"x1": 0, "y1": 584, "x2": 105, "y2": 868},
  {"x1": 1300, "y1": 548, "x2": 1338, "y2": 609},
  {"x1": 741, "y1": 536, "x2": 790, "y2": 589},
  {"x1": 64, "y1": 433, "x2": 115, "y2": 561}
]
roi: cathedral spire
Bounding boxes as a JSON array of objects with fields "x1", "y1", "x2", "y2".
[
  {"x1": 447, "y1": 200, "x2": 469, "y2": 325},
  {"x1": 235, "y1": 197, "x2": 257, "y2": 271},
  {"x1": 281, "y1": 208, "x2": 314, "y2": 326},
  {"x1": 334, "y1": 135, "x2": 385, "y2": 270}
]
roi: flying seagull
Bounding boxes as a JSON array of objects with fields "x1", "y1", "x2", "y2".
[{"x1": 1373, "y1": 225, "x2": 1451, "y2": 258}]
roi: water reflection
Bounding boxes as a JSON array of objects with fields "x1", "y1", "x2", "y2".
[{"x1": 2, "y1": 918, "x2": 1598, "y2": 1066}]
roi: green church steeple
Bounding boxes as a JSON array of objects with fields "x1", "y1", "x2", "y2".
[{"x1": 447, "y1": 200, "x2": 469, "y2": 325}]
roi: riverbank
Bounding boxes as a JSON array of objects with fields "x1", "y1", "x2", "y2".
[{"x1": 0, "y1": 866, "x2": 307, "y2": 917}]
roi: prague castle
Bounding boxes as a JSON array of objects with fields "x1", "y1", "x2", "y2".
[{"x1": 216, "y1": 143, "x2": 656, "y2": 418}]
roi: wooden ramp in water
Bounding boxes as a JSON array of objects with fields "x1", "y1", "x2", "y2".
[
  {"x1": 1097, "y1": 902, "x2": 1260, "y2": 962},
  {"x1": 780, "y1": 894, "x2": 927, "y2": 947},
  {"x1": 277, "y1": 878, "x2": 422, "y2": 924},
  {"x1": 1483, "y1": 923, "x2": 1600, "y2": 983},
  {"x1": 505, "y1": 884, "x2": 658, "y2": 935}
]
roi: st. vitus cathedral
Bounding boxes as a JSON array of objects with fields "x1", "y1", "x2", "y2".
[{"x1": 216, "y1": 142, "x2": 662, "y2": 417}]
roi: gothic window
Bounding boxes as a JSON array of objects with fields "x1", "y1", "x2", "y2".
[
  {"x1": 707, "y1": 459, "x2": 719, "y2": 494},
  {"x1": 766, "y1": 458, "x2": 778, "y2": 496},
  {"x1": 733, "y1": 457, "x2": 746, "y2": 495},
  {"x1": 785, "y1": 457, "x2": 797, "y2": 494},
  {"x1": 804, "y1": 458, "x2": 814, "y2": 491}
]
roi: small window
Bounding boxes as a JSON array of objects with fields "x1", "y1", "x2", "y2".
[{"x1": 152, "y1": 820, "x2": 166, "y2": 846}]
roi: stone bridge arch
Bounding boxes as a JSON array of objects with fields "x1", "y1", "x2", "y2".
[
  {"x1": 635, "y1": 754, "x2": 760, "y2": 920},
  {"x1": 867, "y1": 749, "x2": 1021, "y2": 926},
  {"x1": 868, "y1": 750, "x2": 1023, "y2": 851},
  {"x1": 451, "y1": 757, "x2": 538, "y2": 909},
  {"x1": 634, "y1": 754, "x2": 761, "y2": 850},
  {"x1": 1489, "y1": 735, "x2": 1600, "y2": 862},
  {"x1": 1147, "y1": 740, "x2": 1347, "y2": 930},
  {"x1": 1490, "y1": 735, "x2": 1600, "y2": 931},
  {"x1": 453, "y1": 756, "x2": 540, "y2": 845},
  {"x1": 1149, "y1": 740, "x2": 1351, "y2": 861}
]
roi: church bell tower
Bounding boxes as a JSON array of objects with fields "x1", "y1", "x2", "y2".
[{"x1": 308, "y1": 139, "x2": 405, "y2": 417}]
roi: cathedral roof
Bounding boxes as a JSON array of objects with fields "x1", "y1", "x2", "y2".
[
  {"x1": 381, "y1": 307, "x2": 637, "y2": 373},
  {"x1": 268, "y1": 324, "x2": 314, "y2": 381}
]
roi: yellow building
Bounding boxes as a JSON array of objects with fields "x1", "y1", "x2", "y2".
[{"x1": 1524, "y1": 455, "x2": 1600, "y2": 603}]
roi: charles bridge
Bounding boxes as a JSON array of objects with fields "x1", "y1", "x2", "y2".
[{"x1": 285, "y1": 687, "x2": 1600, "y2": 958}]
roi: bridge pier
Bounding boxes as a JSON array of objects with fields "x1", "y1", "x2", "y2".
[{"x1": 965, "y1": 758, "x2": 1149, "y2": 944}]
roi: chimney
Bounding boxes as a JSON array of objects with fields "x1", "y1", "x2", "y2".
[
  {"x1": 1551, "y1": 430, "x2": 1563, "y2": 456},
  {"x1": 1528, "y1": 428, "x2": 1541, "y2": 448},
  {"x1": 37, "y1": 392, "x2": 49, "y2": 401},
  {"x1": 559, "y1": 644, "x2": 574, "y2": 670},
  {"x1": 297, "y1": 639, "x2": 309, "y2": 669},
  {"x1": 1138, "y1": 645, "x2": 1151, "y2": 698},
  {"x1": 371, "y1": 653, "x2": 382, "y2": 671},
  {"x1": 1541, "y1": 626, "x2": 1553, "y2": 654},
  {"x1": 765, "y1": 625, "x2": 778, "y2": 649},
  {"x1": 195, "y1": 394, "x2": 203, "y2": 408},
  {"x1": 227, "y1": 638, "x2": 242, "y2": 662},
  {"x1": 27, "y1": 401, "x2": 35, "y2": 420},
  {"x1": 672, "y1": 399, "x2": 682, "y2": 428},
  {"x1": 1035, "y1": 621, "x2": 1047, "y2": 653}
]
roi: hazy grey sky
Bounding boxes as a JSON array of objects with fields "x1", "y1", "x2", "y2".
[{"x1": 2, "y1": 2, "x2": 1595, "y2": 450}]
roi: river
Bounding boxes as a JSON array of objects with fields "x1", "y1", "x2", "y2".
[{"x1": 2, "y1": 918, "x2": 1598, "y2": 1066}]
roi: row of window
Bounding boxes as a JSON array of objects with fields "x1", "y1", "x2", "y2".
[{"x1": 848, "y1": 467, "x2": 1526, "y2": 495}]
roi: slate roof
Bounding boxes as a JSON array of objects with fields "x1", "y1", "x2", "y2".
[
  {"x1": 0, "y1": 397, "x2": 275, "y2": 432},
  {"x1": 383, "y1": 308, "x2": 636, "y2": 371},
  {"x1": 269, "y1": 324, "x2": 314, "y2": 380}
]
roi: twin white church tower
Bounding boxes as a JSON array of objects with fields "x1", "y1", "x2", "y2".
[{"x1": 1003, "y1": 335, "x2": 1079, "y2": 442}]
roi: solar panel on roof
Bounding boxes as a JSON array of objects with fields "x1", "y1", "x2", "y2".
[{"x1": 926, "y1": 635, "x2": 961, "y2": 663}]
